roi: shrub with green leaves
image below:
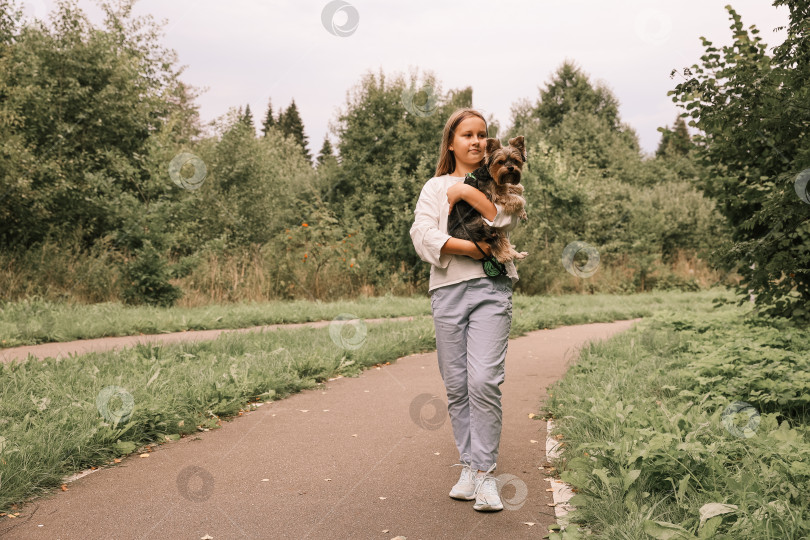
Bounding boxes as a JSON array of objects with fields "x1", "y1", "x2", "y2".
[{"x1": 121, "y1": 242, "x2": 183, "y2": 307}]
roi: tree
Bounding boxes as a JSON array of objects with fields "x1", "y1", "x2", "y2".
[
  {"x1": 277, "y1": 99, "x2": 312, "y2": 164},
  {"x1": 506, "y1": 61, "x2": 645, "y2": 184},
  {"x1": 533, "y1": 60, "x2": 622, "y2": 132},
  {"x1": 241, "y1": 103, "x2": 255, "y2": 135},
  {"x1": 316, "y1": 136, "x2": 335, "y2": 167},
  {"x1": 261, "y1": 97, "x2": 275, "y2": 136},
  {"x1": 656, "y1": 116, "x2": 693, "y2": 158},
  {"x1": 0, "y1": 0, "x2": 197, "y2": 249},
  {"x1": 669, "y1": 3, "x2": 810, "y2": 322}
]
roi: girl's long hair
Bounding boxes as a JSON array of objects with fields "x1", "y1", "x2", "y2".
[{"x1": 434, "y1": 108, "x2": 488, "y2": 177}]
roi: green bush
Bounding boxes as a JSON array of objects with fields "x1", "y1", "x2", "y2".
[{"x1": 121, "y1": 242, "x2": 183, "y2": 307}]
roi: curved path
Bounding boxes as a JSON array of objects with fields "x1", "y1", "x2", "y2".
[
  {"x1": 0, "y1": 316, "x2": 425, "y2": 364},
  {"x1": 1, "y1": 317, "x2": 642, "y2": 539}
]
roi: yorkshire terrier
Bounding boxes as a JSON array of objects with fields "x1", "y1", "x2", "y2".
[{"x1": 447, "y1": 135, "x2": 528, "y2": 264}]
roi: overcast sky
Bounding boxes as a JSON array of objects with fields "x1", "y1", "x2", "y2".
[{"x1": 23, "y1": 0, "x2": 790, "y2": 157}]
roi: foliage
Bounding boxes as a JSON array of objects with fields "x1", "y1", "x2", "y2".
[
  {"x1": 276, "y1": 99, "x2": 312, "y2": 164},
  {"x1": 546, "y1": 306, "x2": 810, "y2": 538},
  {"x1": 668, "y1": 3, "x2": 810, "y2": 322},
  {"x1": 120, "y1": 240, "x2": 182, "y2": 307},
  {"x1": 656, "y1": 116, "x2": 694, "y2": 158},
  {"x1": 0, "y1": 0, "x2": 195, "y2": 249}
]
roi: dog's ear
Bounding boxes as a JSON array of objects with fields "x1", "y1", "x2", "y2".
[
  {"x1": 508, "y1": 135, "x2": 527, "y2": 162},
  {"x1": 485, "y1": 138, "x2": 502, "y2": 156}
]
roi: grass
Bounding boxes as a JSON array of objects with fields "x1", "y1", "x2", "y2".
[
  {"x1": 0, "y1": 288, "x2": 732, "y2": 349},
  {"x1": 0, "y1": 294, "x2": 433, "y2": 348},
  {"x1": 544, "y1": 299, "x2": 810, "y2": 539},
  {"x1": 0, "y1": 288, "x2": 731, "y2": 515}
]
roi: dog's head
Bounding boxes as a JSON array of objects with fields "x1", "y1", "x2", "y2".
[{"x1": 484, "y1": 136, "x2": 526, "y2": 186}]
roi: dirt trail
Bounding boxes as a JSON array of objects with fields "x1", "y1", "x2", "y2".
[{"x1": 1, "y1": 318, "x2": 642, "y2": 539}]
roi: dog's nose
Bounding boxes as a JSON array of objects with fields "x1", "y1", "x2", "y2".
[{"x1": 507, "y1": 165, "x2": 514, "y2": 171}]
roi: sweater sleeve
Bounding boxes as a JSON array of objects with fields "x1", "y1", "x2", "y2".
[{"x1": 410, "y1": 179, "x2": 452, "y2": 268}]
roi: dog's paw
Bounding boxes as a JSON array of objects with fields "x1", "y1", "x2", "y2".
[{"x1": 515, "y1": 251, "x2": 528, "y2": 260}]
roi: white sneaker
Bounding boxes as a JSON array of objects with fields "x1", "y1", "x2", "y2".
[
  {"x1": 449, "y1": 453, "x2": 476, "y2": 500},
  {"x1": 472, "y1": 463, "x2": 503, "y2": 511}
]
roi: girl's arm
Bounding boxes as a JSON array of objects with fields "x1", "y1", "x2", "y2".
[
  {"x1": 446, "y1": 183, "x2": 496, "y2": 221},
  {"x1": 410, "y1": 180, "x2": 493, "y2": 265},
  {"x1": 440, "y1": 237, "x2": 492, "y2": 259},
  {"x1": 447, "y1": 183, "x2": 520, "y2": 230}
]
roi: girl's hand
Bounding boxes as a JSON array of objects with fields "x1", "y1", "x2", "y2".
[
  {"x1": 469, "y1": 241, "x2": 492, "y2": 260},
  {"x1": 446, "y1": 183, "x2": 469, "y2": 216}
]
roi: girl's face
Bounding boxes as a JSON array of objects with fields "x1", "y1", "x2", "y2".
[{"x1": 449, "y1": 116, "x2": 487, "y2": 173}]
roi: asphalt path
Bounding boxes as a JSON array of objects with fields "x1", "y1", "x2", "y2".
[{"x1": 1, "y1": 318, "x2": 642, "y2": 540}]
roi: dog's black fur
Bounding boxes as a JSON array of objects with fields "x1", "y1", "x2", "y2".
[{"x1": 447, "y1": 165, "x2": 500, "y2": 250}]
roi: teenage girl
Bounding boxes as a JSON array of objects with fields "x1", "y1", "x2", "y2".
[{"x1": 409, "y1": 107, "x2": 520, "y2": 512}]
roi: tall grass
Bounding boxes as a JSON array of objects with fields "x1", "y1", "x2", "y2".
[{"x1": 0, "y1": 239, "x2": 738, "y2": 306}]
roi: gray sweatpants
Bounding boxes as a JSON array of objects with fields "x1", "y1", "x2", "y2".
[{"x1": 429, "y1": 275, "x2": 513, "y2": 472}]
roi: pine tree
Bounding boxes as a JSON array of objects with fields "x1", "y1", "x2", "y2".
[
  {"x1": 241, "y1": 103, "x2": 255, "y2": 135},
  {"x1": 261, "y1": 97, "x2": 275, "y2": 137},
  {"x1": 278, "y1": 100, "x2": 312, "y2": 164},
  {"x1": 534, "y1": 61, "x2": 622, "y2": 132},
  {"x1": 656, "y1": 116, "x2": 692, "y2": 157},
  {"x1": 316, "y1": 136, "x2": 335, "y2": 166}
]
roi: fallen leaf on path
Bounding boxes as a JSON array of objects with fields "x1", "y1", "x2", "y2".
[
  {"x1": 382, "y1": 530, "x2": 389, "y2": 533},
  {"x1": 528, "y1": 413, "x2": 538, "y2": 419},
  {"x1": 201, "y1": 535, "x2": 213, "y2": 540},
  {"x1": 60, "y1": 485, "x2": 68, "y2": 491},
  {"x1": 522, "y1": 522, "x2": 536, "y2": 526},
  {"x1": 352, "y1": 434, "x2": 358, "y2": 437},
  {"x1": 433, "y1": 452, "x2": 440, "y2": 455},
  {"x1": 139, "y1": 453, "x2": 150, "y2": 458},
  {"x1": 530, "y1": 440, "x2": 538, "y2": 444},
  {"x1": 262, "y1": 479, "x2": 269, "y2": 482},
  {"x1": 299, "y1": 410, "x2": 309, "y2": 413},
  {"x1": 325, "y1": 478, "x2": 331, "y2": 481},
  {"x1": 379, "y1": 497, "x2": 386, "y2": 500}
]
